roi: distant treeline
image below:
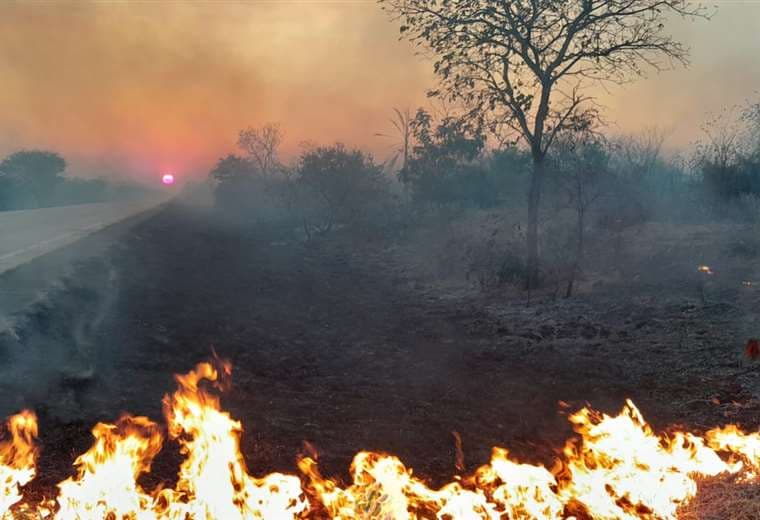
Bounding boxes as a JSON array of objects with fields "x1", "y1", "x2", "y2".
[
  {"x1": 205, "y1": 104, "x2": 760, "y2": 296},
  {"x1": 0, "y1": 150, "x2": 147, "y2": 211},
  {"x1": 210, "y1": 102, "x2": 760, "y2": 230}
]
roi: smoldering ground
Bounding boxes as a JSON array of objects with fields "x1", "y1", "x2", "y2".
[
  {"x1": 3, "y1": 196, "x2": 760, "y2": 496},
  {"x1": 0, "y1": 257, "x2": 118, "y2": 422}
]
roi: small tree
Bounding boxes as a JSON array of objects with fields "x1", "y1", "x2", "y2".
[
  {"x1": 237, "y1": 123, "x2": 283, "y2": 176},
  {"x1": 695, "y1": 106, "x2": 760, "y2": 207},
  {"x1": 212, "y1": 124, "x2": 289, "y2": 220},
  {"x1": 607, "y1": 129, "x2": 668, "y2": 221},
  {"x1": 744, "y1": 102, "x2": 760, "y2": 161},
  {"x1": 401, "y1": 109, "x2": 488, "y2": 208},
  {"x1": 209, "y1": 154, "x2": 258, "y2": 211},
  {"x1": 552, "y1": 134, "x2": 609, "y2": 297},
  {"x1": 381, "y1": 0, "x2": 709, "y2": 289},
  {"x1": 0, "y1": 150, "x2": 66, "y2": 208},
  {"x1": 209, "y1": 154, "x2": 253, "y2": 184},
  {"x1": 375, "y1": 108, "x2": 414, "y2": 174},
  {"x1": 296, "y1": 144, "x2": 388, "y2": 237}
]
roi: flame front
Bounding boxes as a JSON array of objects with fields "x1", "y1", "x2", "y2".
[
  {"x1": 5, "y1": 362, "x2": 760, "y2": 518},
  {"x1": 297, "y1": 400, "x2": 760, "y2": 519},
  {"x1": 559, "y1": 400, "x2": 734, "y2": 519},
  {"x1": 156, "y1": 361, "x2": 308, "y2": 519}
]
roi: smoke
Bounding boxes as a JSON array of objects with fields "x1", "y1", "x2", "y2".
[
  {"x1": 0, "y1": 254, "x2": 119, "y2": 422},
  {"x1": 0, "y1": 2, "x2": 431, "y2": 181}
]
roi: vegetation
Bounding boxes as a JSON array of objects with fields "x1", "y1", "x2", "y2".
[
  {"x1": 0, "y1": 150, "x2": 141, "y2": 211},
  {"x1": 211, "y1": 96, "x2": 760, "y2": 296},
  {"x1": 205, "y1": 4, "x2": 760, "y2": 301},
  {"x1": 380, "y1": 0, "x2": 709, "y2": 288},
  {"x1": 293, "y1": 144, "x2": 390, "y2": 238},
  {"x1": 400, "y1": 109, "x2": 490, "y2": 209},
  {"x1": 697, "y1": 104, "x2": 760, "y2": 211}
]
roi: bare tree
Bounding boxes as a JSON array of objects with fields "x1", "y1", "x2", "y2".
[
  {"x1": 617, "y1": 128, "x2": 666, "y2": 179},
  {"x1": 238, "y1": 123, "x2": 283, "y2": 176},
  {"x1": 380, "y1": 0, "x2": 709, "y2": 289},
  {"x1": 553, "y1": 134, "x2": 608, "y2": 297},
  {"x1": 375, "y1": 107, "x2": 413, "y2": 173},
  {"x1": 743, "y1": 101, "x2": 760, "y2": 159}
]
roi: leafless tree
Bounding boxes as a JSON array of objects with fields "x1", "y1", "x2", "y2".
[
  {"x1": 553, "y1": 134, "x2": 608, "y2": 297},
  {"x1": 238, "y1": 123, "x2": 283, "y2": 176},
  {"x1": 380, "y1": 0, "x2": 709, "y2": 289},
  {"x1": 743, "y1": 101, "x2": 760, "y2": 159},
  {"x1": 616, "y1": 128, "x2": 666, "y2": 178},
  {"x1": 376, "y1": 107, "x2": 413, "y2": 173}
]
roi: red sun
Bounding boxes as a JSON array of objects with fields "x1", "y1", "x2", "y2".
[{"x1": 162, "y1": 173, "x2": 175, "y2": 186}]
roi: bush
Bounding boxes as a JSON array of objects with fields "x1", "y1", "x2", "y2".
[
  {"x1": 449, "y1": 214, "x2": 528, "y2": 290},
  {"x1": 400, "y1": 109, "x2": 490, "y2": 209},
  {"x1": 486, "y1": 146, "x2": 532, "y2": 207},
  {"x1": 0, "y1": 150, "x2": 137, "y2": 211},
  {"x1": 210, "y1": 154, "x2": 290, "y2": 224},
  {"x1": 702, "y1": 161, "x2": 752, "y2": 201},
  {"x1": 293, "y1": 143, "x2": 391, "y2": 237}
]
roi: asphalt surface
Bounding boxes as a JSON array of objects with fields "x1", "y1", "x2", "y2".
[
  {"x1": 0, "y1": 197, "x2": 167, "y2": 322},
  {"x1": 0, "y1": 197, "x2": 166, "y2": 274}
]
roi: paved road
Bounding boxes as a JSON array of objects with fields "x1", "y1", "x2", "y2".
[{"x1": 0, "y1": 197, "x2": 166, "y2": 274}]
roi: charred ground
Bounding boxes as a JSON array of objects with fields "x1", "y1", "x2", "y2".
[{"x1": 2, "y1": 200, "x2": 760, "y2": 497}]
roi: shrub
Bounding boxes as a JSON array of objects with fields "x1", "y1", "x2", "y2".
[
  {"x1": 400, "y1": 109, "x2": 488, "y2": 209},
  {"x1": 293, "y1": 143, "x2": 391, "y2": 237},
  {"x1": 210, "y1": 154, "x2": 289, "y2": 224}
]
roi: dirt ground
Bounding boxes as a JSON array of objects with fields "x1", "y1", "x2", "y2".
[{"x1": 3, "y1": 199, "x2": 760, "y2": 501}]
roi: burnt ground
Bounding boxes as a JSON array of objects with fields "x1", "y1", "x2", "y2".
[{"x1": 3, "y1": 200, "x2": 760, "y2": 498}]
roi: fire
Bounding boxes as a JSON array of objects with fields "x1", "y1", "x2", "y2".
[
  {"x1": 559, "y1": 400, "x2": 734, "y2": 519},
  {"x1": 696, "y1": 265, "x2": 713, "y2": 275},
  {"x1": 706, "y1": 425, "x2": 760, "y2": 475},
  {"x1": 297, "y1": 402, "x2": 746, "y2": 519},
  {"x1": 55, "y1": 414, "x2": 162, "y2": 519},
  {"x1": 3, "y1": 361, "x2": 760, "y2": 518},
  {"x1": 0, "y1": 411, "x2": 37, "y2": 516},
  {"x1": 156, "y1": 361, "x2": 307, "y2": 519}
]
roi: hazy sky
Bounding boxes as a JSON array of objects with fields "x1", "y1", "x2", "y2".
[{"x1": 0, "y1": 1, "x2": 758, "y2": 183}]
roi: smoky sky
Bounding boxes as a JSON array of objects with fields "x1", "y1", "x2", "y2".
[{"x1": 0, "y1": 1, "x2": 758, "y2": 183}]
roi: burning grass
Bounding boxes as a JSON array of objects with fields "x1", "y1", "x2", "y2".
[{"x1": 2, "y1": 360, "x2": 760, "y2": 519}]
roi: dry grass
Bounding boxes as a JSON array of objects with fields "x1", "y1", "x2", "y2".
[
  {"x1": 679, "y1": 476, "x2": 760, "y2": 520},
  {"x1": 393, "y1": 206, "x2": 760, "y2": 300}
]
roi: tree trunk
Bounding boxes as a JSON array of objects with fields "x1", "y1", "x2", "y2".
[{"x1": 526, "y1": 155, "x2": 546, "y2": 290}]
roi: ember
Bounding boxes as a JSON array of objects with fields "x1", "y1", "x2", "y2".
[
  {"x1": 2, "y1": 361, "x2": 760, "y2": 519},
  {"x1": 745, "y1": 338, "x2": 760, "y2": 360}
]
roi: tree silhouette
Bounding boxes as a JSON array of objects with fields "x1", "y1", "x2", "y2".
[
  {"x1": 237, "y1": 123, "x2": 283, "y2": 176},
  {"x1": 0, "y1": 150, "x2": 66, "y2": 207},
  {"x1": 381, "y1": 0, "x2": 709, "y2": 289}
]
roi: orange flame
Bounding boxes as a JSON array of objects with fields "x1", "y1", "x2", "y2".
[
  {"x1": 54, "y1": 414, "x2": 162, "y2": 519},
  {"x1": 0, "y1": 410, "x2": 37, "y2": 516},
  {"x1": 156, "y1": 361, "x2": 308, "y2": 519},
  {"x1": 5, "y1": 362, "x2": 760, "y2": 518},
  {"x1": 560, "y1": 400, "x2": 734, "y2": 519}
]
